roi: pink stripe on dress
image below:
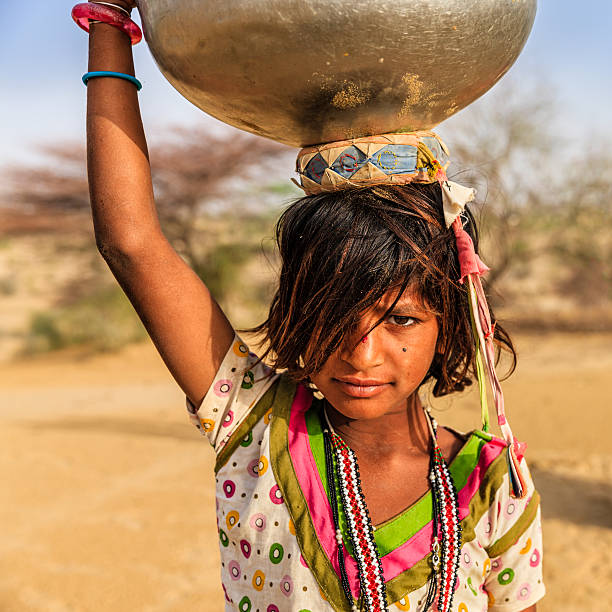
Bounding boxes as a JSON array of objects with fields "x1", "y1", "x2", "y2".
[
  {"x1": 287, "y1": 386, "x2": 362, "y2": 597},
  {"x1": 380, "y1": 437, "x2": 506, "y2": 579}
]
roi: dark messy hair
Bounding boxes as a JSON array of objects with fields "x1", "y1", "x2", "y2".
[{"x1": 250, "y1": 183, "x2": 516, "y2": 397}]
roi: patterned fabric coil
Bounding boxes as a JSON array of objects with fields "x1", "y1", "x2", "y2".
[{"x1": 295, "y1": 132, "x2": 450, "y2": 195}]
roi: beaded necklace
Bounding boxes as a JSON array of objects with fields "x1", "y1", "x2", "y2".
[{"x1": 320, "y1": 405, "x2": 461, "y2": 612}]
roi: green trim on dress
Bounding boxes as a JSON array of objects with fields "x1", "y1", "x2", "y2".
[
  {"x1": 270, "y1": 377, "x2": 354, "y2": 612},
  {"x1": 386, "y1": 449, "x2": 512, "y2": 603},
  {"x1": 459, "y1": 450, "x2": 509, "y2": 546},
  {"x1": 486, "y1": 491, "x2": 541, "y2": 558},
  {"x1": 306, "y1": 405, "x2": 490, "y2": 556},
  {"x1": 297, "y1": 402, "x2": 514, "y2": 605},
  {"x1": 263, "y1": 381, "x2": 528, "y2": 609}
]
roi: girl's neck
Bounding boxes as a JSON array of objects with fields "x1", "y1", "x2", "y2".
[{"x1": 324, "y1": 393, "x2": 431, "y2": 457}]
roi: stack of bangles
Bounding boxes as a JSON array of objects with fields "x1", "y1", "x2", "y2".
[{"x1": 71, "y1": 2, "x2": 143, "y2": 91}]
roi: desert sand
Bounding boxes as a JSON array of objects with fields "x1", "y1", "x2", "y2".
[{"x1": 2, "y1": 332, "x2": 611, "y2": 611}]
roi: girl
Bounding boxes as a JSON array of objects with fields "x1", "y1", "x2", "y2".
[{"x1": 77, "y1": 1, "x2": 545, "y2": 610}]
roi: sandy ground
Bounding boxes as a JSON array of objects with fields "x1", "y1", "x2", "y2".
[{"x1": 2, "y1": 333, "x2": 611, "y2": 612}]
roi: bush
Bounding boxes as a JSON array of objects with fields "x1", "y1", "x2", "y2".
[{"x1": 23, "y1": 285, "x2": 147, "y2": 354}]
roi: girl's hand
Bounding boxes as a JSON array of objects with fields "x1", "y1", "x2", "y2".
[{"x1": 89, "y1": 0, "x2": 137, "y2": 11}]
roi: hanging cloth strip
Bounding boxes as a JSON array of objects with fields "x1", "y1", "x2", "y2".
[{"x1": 295, "y1": 132, "x2": 527, "y2": 499}]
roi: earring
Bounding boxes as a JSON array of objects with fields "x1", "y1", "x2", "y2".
[
  {"x1": 306, "y1": 379, "x2": 324, "y2": 400},
  {"x1": 402, "y1": 347, "x2": 407, "y2": 352}
]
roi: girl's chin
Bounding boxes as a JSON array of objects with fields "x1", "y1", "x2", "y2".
[{"x1": 322, "y1": 392, "x2": 407, "y2": 421}]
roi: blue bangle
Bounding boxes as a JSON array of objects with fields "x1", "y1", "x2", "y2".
[{"x1": 82, "y1": 71, "x2": 142, "y2": 91}]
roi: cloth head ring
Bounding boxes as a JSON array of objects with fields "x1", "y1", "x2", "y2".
[{"x1": 294, "y1": 131, "x2": 475, "y2": 229}]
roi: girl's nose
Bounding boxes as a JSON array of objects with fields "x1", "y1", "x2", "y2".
[{"x1": 339, "y1": 327, "x2": 384, "y2": 370}]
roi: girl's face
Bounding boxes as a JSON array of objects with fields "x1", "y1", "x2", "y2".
[{"x1": 309, "y1": 287, "x2": 439, "y2": 420}]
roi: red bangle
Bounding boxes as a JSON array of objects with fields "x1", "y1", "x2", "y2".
[{"x1": 71, "y1": 3, "x2": 142, "y2": 45}]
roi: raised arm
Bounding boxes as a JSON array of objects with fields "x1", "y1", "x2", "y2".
[{"x1": 86, "y1": 0, "x2": 234, "y2": 405}]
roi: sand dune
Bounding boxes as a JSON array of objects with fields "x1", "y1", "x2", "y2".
[{"x1": 2, "y1": 333, "x2": 611, "y2": 611}]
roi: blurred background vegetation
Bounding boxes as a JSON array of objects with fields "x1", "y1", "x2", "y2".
[{"x1": 0, "y1": 80, "x2": 610, "y2": 360}]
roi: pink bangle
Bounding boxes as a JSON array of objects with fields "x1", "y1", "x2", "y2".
[{"x1": 71, "y1": 3, "x2": 142, "y2": 45}]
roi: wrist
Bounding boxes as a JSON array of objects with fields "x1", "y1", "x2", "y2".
[
  {"x1": 88, "y1": 25, "x2": 135, "y2": 73},
  {"x1": 88, "y1": 0, "x2": 134, "y2": 11}
]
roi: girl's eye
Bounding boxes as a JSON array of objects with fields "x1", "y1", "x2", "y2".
[{"x1": 388, "y1": 315, "x2": 418, "y2": 327}]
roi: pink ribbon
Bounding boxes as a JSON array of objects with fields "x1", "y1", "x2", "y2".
[{"x1": 451, "y1": 218, "x2": 489, "y2": 281}]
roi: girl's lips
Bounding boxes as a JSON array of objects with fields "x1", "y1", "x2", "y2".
[{"x1": 334, "y1": 378, "x2": 390, "y2": 398}]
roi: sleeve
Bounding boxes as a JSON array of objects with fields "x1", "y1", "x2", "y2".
[
  {"x1": 185, "y1": 333, "x2": 279, "y2": 454},
  {"x1": 483, "y1": 457, "x2": 545, "y2": 610}
]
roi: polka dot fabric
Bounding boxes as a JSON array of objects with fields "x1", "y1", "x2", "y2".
[
  {"x1": 186, "y1": 335, "x2": 277, "y2": 453},
  {"x1": 478, "y1": 461, "x2": 545, "y2": 610},
  {"x1": 187, "y1": 335, "x2": 545, "y2": 611},
  {"x1": 215, "y1": 411, "x2": 328, "y2": 611}
]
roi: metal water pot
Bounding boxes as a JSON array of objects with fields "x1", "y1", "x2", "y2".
[{"x1": 137, "y1": 0, "x2": 536, "y2": 147}]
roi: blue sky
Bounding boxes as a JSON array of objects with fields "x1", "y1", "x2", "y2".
[{"x1": 1, "y1": 0, "x2": 610, "y2": 171}]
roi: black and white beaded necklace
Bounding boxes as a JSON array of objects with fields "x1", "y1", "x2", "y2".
[{"x1": 320, "y1": 405, "x2": 462, "y2": 612}]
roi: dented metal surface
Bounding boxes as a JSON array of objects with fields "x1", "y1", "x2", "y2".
[{"x1": 138, "y1": 0, "x2": 537, "y2": 147}]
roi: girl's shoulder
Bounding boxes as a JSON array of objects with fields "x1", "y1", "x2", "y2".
[
  {"x1": 440, "y1": 425, "x2": 535, "y2": 510},
  {"x1": 437, "y1": 424, "x2": 469, "y2": 464},
  {"x1": 186, "y1": 333, "x2": 284, "y2": 453},
  {"x1": 438, "y1": 424, "x2": 510, "y2": 475},
  {"x1": 445, "y1": 427, "x2": 541, "y2": 552}
]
